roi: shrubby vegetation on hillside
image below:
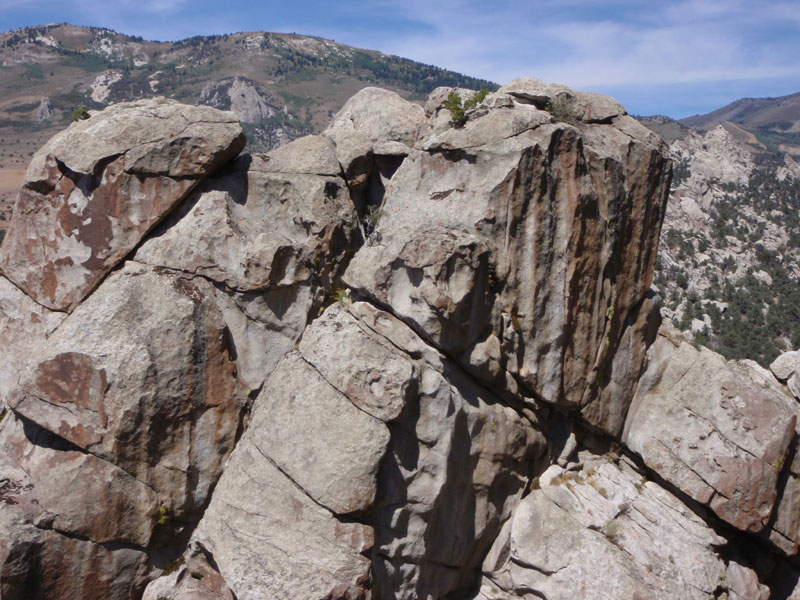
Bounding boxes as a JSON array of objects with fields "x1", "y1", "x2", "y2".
[{"x1": 655, "y1": 165, "x2": 800, "y2": 366}]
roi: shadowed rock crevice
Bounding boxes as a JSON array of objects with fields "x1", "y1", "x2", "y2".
[
  {"x1": 53, "y1": 154, "x2": 124, "y2": 197},
  {"x1": 17, "y1": 411, "x2": 84, "y2": 453}
]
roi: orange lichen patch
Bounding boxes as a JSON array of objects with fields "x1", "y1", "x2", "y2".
[
  {"x1": 57, "y1": 420, "x2": 103, "y2": 449},
  {"x1": 36, "y1": 352, "x2": 108, "y2": 428}
]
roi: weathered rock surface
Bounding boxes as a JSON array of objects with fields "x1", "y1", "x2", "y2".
[
  {"x1": 325, "y1": 87, "x2": 425, "y2": 151},
  {"x1": 142, "y1": 548, "x2": 235, "y2": 600},
  {"x1": 323, "y1": 87, "x2": 424, "y2": 215},
  {"x1": 771, "y1": 350, "x2": 800, "y2": 399},
  {"x1": 498, "y1": 77, "x2": 627, "y2": 123},
  {"x1": 189, "y1": 302, "x2": 544, "y2": 599},
  {"x1": 1, "y1": 413, "x2": 159, "y2": 546},
  {"x1": 0, "y1": 413, "x2": 153, "y2": 600},
  {"x1": 0, "y1": 98, "x2": 245, "y2": 311},
  {"x1": 135, "y1": 135, "x2": 361, "y2": 391},
  {"x1": 624, "y1": 326, "x2": 800, "y2": 548},
  {"x1": 344, "y1": 80, "x2": 671, "y2": 436},
  {"x1": 7, "y1": 262, "x2": 247, "y2": 526},
  {"x1": 0, "y1": 275, "x2": 64, "y2": 405},
  {"x1": 476, "y1": 454, "x2": 769, "y2": 600},
  {"x1": 136, "y1": 137, "x2": 354, "y2": 292},
  {"x1": 4, "y1": 82, "x2": 799, "y2": 600},
  {"x1": 190, "y1": 348, "x2": 377, "y2": 599}
]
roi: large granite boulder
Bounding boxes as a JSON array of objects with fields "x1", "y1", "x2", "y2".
[
  {"x1": 0, "y1": 412, "x2": 153, "y2": 600},
  {"x1": 34, "y1": 96, "x2": 54, "y2": 123},
  {"x1": 324, "y1": 86, "x2": 425, "y2": 153},
  {"x1": 0, "y1": 100, "x2": 361, "y2": 599},
  {"x1": 187, "y1": 302, "x2": 544, "y2": 600},
  {"x1": 199, "y1": 76, "x2": 277, "y2": 124},
  {"x1": 6, "y1": 262, "x2": 246, "y2": 526},
  {"x1": 771, "y1": 350, "x2": 800, "y2": 399},
  {"x1": 0, "y1": 98, "x2": 245, "y2": 312},
  {"x1": 8, "y1": 82, "x2": 796, "y2": 600},
  {"x1": 0, "y1": 98, "x2": 250, "y2": 600},
  {"x1": 476, "y1": 453, "x2": 768, "y2": 600},
  {"x1": 1, "y1": 413, "x2": 159, "y2": 546},
  {"x1": 0, "y1": 276, "x2": 64, "y2": 406},
  {"x1": 498, "y1": 77, "x2": 627, "y2": 123},
  {"x1": 343, "y1": 78, "x2": 671, "y2": 436},
  {"x1": 323, "y1": 87, "x2": 425, "y2": 216},
  {"x1": 135, "y1": 135, "x2": 362, "y2": 391},
  {"x1": 624, "y1": 326, "x2": 800, "y2": 550},
  {"x1": 0, "y1": 262, "x2": 247, "y2": 599}
]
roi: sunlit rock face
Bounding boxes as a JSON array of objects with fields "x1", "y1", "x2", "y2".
[
  {"x1": 4, "y1": 80, "x2": 799, "y2": 600},
  {"x1": 344, "y1": 77, "x2": 670, "y2": 437},
  {"x1": 0, "y1": 98, "x2": 245, "y2": 312}
]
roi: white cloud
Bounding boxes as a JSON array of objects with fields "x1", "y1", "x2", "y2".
[
  {"x1": 339, "y1": 0, "x2": 800, "y2": 108},
  {"x1": 134, "y1": 0, "x2": 187, "y2": 12}
]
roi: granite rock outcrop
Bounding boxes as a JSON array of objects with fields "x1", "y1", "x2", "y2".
[
  {"x1": 2, "y1": 81, "x2": 799, "y2": 600},
  {"x1": 0, "y1": 98, "x2": 246, "y2": 312}
]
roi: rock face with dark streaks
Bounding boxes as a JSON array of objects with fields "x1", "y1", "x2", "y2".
[
  {"x1": 2, "y1": 79, "x2": 800, "y2": 600},
  {"x1": 343, "y1": 77, "x2": 670, "y2": 437},
  {"x1": 0, "y1": 98, "x2": 245, "y2": 312}
]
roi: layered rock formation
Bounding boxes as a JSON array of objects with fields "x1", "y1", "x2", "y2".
[{"x1": 1, "y1": 81, "x2": 800, "y2": 600}]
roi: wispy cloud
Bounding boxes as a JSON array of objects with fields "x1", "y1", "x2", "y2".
[
  {"x1": 124, "y1": 0, "x2": 187, "y2": 13},
  {"x1": 347, "y1": 0, "x2": 800, "y2": 115},
  {"x1": 371, "y1": 0, "x2": 800, "y2": 81}
]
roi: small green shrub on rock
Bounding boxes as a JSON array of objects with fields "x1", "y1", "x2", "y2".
[
  {"x1": 444, "y1": 91, "x2": 466, "y2": 126},
  {"x1": 444, "y1": 88, "x2": 490, "y2": 127},
  {"x1": 334, "y1": 287, "x2": 352, "y2": 306},
  {"x1": 72, "y1": 106, "x2": 90, "y2": 122},
  {"x1": 545, "y1": 97, "x2": 579, "y2": 124}
]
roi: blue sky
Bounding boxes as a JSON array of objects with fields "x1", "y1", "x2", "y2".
[{"x1": 1, "y1": 0, "x2": 799, "y2": 118}]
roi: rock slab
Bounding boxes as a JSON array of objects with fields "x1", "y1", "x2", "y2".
[{"x1": 0, "y1": 98, "x2": 245, "y2": 312}]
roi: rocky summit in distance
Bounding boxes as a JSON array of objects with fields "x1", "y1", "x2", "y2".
[
  {"x1": 2, "y1": 78, "x2": 800, "y2": 600},
  {"x1": 644, "y1": 108, "x2": 800, "y2": 368}
]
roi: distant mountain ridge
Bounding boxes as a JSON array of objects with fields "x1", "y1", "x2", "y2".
[
  {"x1": 0, "y1": 22, "x2": 496, "y2": 224},
  {"x1": 0, "y1": 23, "x2": 495, "y2": 129},
  {"x1": 675, "y1": 91, "x2": 800, "y2": 159},
  {"x1": 637, "y1": 94, "x2": 800, "y2": 367},
  {"x1": 681, "y1": 91, "x2": 800, "y2": 131}
]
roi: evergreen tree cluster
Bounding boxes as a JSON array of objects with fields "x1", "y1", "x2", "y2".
[{"x1": 655, "y1": 166, "x2": 800, "y2": 367}]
